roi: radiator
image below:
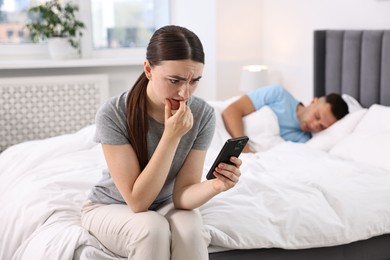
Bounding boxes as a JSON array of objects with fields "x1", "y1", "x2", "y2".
[{"x1": 0, "y1": 74, "x2": 109, "y2": 153}]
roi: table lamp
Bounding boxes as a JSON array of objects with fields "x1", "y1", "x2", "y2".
[{"x1": 239, "y1": 65, "x2": 268, "y2": 92}]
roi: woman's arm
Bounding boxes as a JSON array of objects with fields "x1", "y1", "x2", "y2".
[
  {"x1": 102, "y1": 132, "x2": 180, "y2": 213},
  {"x1": 103, "y1": 100, "x2": 193, "y2": 213},
  {"x1": 173, "y1": 149, "x2": 242, "y2": 210}
]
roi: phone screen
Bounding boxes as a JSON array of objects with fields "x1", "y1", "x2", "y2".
[{"x1": 206, "y1": 136, "x2": 249, "y2": 180}]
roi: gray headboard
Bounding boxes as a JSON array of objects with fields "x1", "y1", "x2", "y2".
[{"x1": 314, "y1": 30, "x2": 390, "y2": 107}]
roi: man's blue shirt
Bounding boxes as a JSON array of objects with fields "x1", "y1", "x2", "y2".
[{"x1": 247, "y1": 84, "x2": 311, "y2": 143}]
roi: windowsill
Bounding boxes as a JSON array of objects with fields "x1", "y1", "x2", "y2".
[{"x1": 0, "y1": 56, "x2": 144, "y2": 70}]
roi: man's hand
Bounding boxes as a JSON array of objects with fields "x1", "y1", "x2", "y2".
[{"x1": 242, "y1": 143, "x2": 255, "y2": 153}]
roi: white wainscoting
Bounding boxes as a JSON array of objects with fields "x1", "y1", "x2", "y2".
[{"x1": 0, "y1": 74, "x2": 109, "y2": 153}]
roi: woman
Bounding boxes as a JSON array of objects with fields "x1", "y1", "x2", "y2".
[{"x1": 81, "y1": 25, "x2": 242, "y2": 260}]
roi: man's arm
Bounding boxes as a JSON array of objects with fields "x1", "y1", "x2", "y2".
[{"x1": 221, "y1": 95, "x2": 256, "y2": 153}]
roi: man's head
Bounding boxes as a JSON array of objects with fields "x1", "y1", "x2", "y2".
[{"x1": 297, "y1": 93, "x2": 349, "y2": 133}]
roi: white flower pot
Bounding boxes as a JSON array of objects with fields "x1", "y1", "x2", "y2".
[{"x1": 47, "y1": 37, "x2": 79, "y2": 59}]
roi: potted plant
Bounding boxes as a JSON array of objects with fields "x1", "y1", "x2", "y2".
[{"x1": 25, "y1": 0, "x2": 85, "y2": 59}]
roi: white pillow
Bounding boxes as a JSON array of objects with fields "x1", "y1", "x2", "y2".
[
  {"x1": 242, "y1": 106, "x2": 284, "y2": 152},
  {"x1": 329, "y1": 104, "x2": 390, "y2": 171},
  {"x1": 208, "y1": 97, "x2": 238, "y2": 149},
  {"x1": 342, "y1": 94, "x2": 364, "y2": 112},
  {"x1": 208, "y1": 98, "x2": 283, "y2": 152},
  {"x1": 352, "y1": 104, "x2": 390, "y2": 133},
  {"x1": 306, "y1": 109, "x2": 367, "y2": 151}
]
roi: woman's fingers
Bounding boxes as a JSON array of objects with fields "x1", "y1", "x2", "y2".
[
  {"x1": 165, "y1": 99, "x2": 172, "y2": 120},
  {"x1": 215, "y1": 159, "x2": 241, "y2": 182},
  {"x1": 164, "y1": 99, "x2": 193, "y2": 137}
]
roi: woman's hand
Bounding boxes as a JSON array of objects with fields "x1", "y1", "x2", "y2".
[
  {"x1": 164, "y1": 99, "x2": 193, "y2": 138},
  {"x1": 211, "y1": 156, "x2": 242, "y2": 192}
]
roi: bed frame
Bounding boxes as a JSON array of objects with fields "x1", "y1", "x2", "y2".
[
  {"x1": 209, "y1": 30, "x2": 390, "y2": 260},
  {"x1": 314, "y1": 30, "x2": 390, "y2": 107}
]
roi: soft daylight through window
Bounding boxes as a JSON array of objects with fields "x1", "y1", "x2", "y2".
[
  {"x1": 0, "y1": 0, "x2": 32, "y2": 44},
  {"x1": 0, "y1": 0, "x2": 170, "y2": 49},
  {"x1": 90, "y1": 0, "x2": 170, "y2": 49}
]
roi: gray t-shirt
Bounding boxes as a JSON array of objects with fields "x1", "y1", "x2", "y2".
[{"x1": 88, "y1": 90, "x2": 216, "y2": 210}]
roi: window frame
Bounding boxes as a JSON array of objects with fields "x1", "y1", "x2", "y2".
[{"x1": 78, "y1": 0, "x2": 149, "y2": 60}]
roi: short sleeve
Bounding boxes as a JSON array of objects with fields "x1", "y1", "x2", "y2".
[
  {"x1": 247, "y1": 84, "x2": 285, "y2": 111},
  {"x1": 193, "y1": 107, "x2": 216, "y2": 150},
  {"x1": 189, "y1": 97, "x2": 216, "y2": 151},
  {"x1": 94, "y1": 98, "x2": 129, "y2": 145}
]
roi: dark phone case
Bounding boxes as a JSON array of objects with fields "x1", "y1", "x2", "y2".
[{"x1": 206, "y1": 136, "x2": 249, "y2": 180}]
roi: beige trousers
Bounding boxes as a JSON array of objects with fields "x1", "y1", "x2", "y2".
[{"x1": 81, "y1": 200, "x2": 210, "y2": 260}]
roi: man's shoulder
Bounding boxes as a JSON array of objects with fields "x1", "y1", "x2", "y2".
[{"x1": 249, "y1": 84, "x2": 289, "y2": 97}]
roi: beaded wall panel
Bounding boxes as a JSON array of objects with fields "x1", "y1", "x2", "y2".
[{"x1": 0, "y1": 74, "x2": 109, "y2": 153}]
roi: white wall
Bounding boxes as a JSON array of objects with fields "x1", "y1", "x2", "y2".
[
  {"x1": 258, "y1": 0, "x2": 390, "y2": 103},
  {"x1": 216, "y1": 0, "x2": 263, "y2": 100},
  {"x1": 171, "y1": 0, "x2": 217, "y2": 100}
]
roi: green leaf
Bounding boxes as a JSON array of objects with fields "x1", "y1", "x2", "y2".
[{"x1": 24, "y1": 0, "x2": 85, "y2": 49}]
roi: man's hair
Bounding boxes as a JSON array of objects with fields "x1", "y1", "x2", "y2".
[{"x1": 324, "y1": 93, "x2": 349, "y2": 120}]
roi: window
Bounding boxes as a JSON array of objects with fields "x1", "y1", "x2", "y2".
[
  {"x1": 0, "y1": 0, "x2": 170, "y2": 60},
  {"x1": 0, "y1": 0, "x2": 31, "y2": 44},
  {"x1": 90, "y1": 0, "x2": 169, "y2": 49}
]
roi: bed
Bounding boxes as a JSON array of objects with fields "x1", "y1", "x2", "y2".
[
  {"x1": 1, "y1": 30, "x2": 390, "y2": 260},
  {"x1": 208, "y1": 29, "x2": 390, "y2": 259}
]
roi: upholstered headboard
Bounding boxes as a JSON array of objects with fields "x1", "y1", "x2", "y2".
[{"x1": 314, "y1": 30, "x2": 390, "y2": 107}]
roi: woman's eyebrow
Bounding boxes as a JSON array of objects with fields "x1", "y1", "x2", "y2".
[{"x1": 168, "y1": 75, "x2": 202, "y2": 81}]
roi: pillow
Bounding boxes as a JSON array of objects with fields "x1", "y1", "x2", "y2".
[
  {"x1": 306, "y1": 109, "x2": 367, "y2": 151},
  {"x1": 329, "y1": 104, "x2": 390, "y2": 171},
  {"x1": 208, "y1": 97, "x2": 238, "y2": 148},
  {"x1": 208, "y1": 97, "x2": 283, "y2": 152},
  {"x1": 352, "y1": 104, "x2": 390, "y2": 133},
  {"x1": 342, "y1": 94, "x2": 364, "y2": 112},
  {"x1": 242, "y1": 106, "x2": 284, "y2": 152}
]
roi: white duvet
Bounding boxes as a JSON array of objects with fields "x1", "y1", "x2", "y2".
[
  {"x1": 1, "y1": 103, "x2": 390, "y2": 259},
  {"x1": 202, "y1": 143, "x2": 390, "y2": 252}
]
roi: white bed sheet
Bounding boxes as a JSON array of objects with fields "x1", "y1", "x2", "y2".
[
  {"x1": 1, "y1": 104, "x2": 390, "y2": 259},
  {"x1": 202, "y1": 142, "x2": 390, "y2": 252},
  {"x1": 0, "y1": 126, "x2": 116, "y2": 260}
]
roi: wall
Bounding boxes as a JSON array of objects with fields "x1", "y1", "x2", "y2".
[
  {"x1": 171, "y1": 0, "x2": 217, "y2": 100},
  {"x1": 259, "y1": 0, "x2": 390, "y2": 103},
  {"x1": 215, "y1": 0, "x2": 263, "y2": 100}
]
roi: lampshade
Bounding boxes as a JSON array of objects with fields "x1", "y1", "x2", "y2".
[{"x1": 239, "y1": 65, "x2": 268, "y2": 92}]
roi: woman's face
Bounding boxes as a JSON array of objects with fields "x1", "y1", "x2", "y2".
[{"x1": 145, "y1": 59, "x2": 204, "y2": 111}]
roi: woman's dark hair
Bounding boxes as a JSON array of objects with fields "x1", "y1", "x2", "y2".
[
  {"x1": 126, "y1": 25, "x2": 205, "y2": 170},
  {"x1": 325, "y1": 93, "x2": 349, "y2": 120}
]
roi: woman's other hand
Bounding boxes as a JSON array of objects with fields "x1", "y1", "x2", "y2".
[{"x1": 211, "y1": 156, "x2": 242, "y2": 192}]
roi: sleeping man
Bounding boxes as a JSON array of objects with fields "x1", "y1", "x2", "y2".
[{"x1": 222, "y1": 84, "x2": 349, "y2": 153}]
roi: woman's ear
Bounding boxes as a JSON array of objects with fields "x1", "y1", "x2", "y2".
[{"x1": 144, "y1": 60, "x2": 152, "y2": 80}]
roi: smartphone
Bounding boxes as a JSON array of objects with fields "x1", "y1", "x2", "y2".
[{"x1": 206, "y1": 136, "x2": 249, "y2": 180}]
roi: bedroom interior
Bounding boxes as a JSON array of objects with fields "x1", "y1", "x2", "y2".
[{"x1": 1, "y1": 0, "x2": 390, "y2": 259}]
